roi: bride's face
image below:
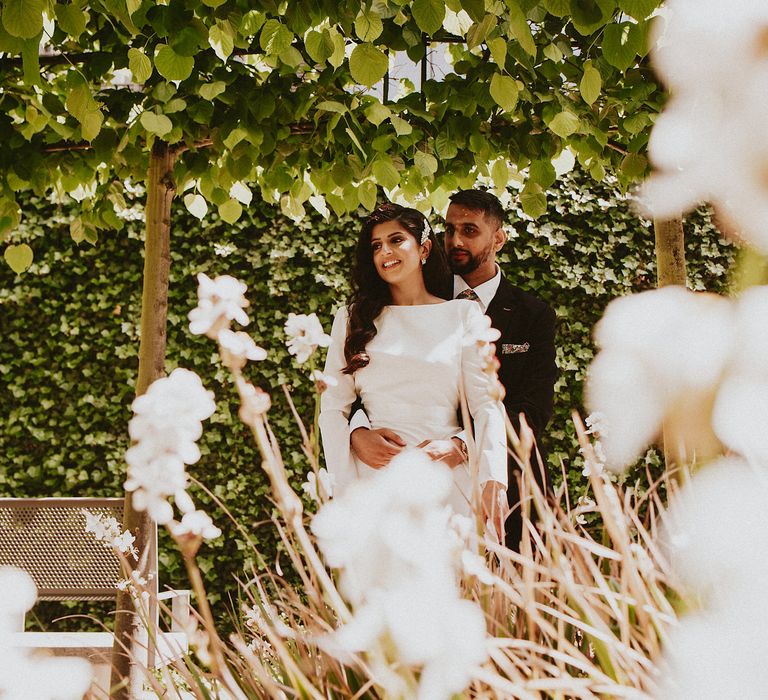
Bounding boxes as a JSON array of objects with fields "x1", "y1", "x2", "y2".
[{"x1": 370, "y1": 220, "x2": 424, "y2": 284}]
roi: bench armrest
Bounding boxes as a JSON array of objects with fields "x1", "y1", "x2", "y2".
[{"x1": 158, "y1": 589, "x2": 191, "y2": 632}]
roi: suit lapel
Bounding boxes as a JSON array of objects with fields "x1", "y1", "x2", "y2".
[{"x1": 485, "y1": 275, "x2": 515, "y2": 340}]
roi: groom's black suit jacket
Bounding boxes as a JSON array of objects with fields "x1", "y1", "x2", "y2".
[{"x1": 483, "y1": 275, "x2": 557, "y2": 551}]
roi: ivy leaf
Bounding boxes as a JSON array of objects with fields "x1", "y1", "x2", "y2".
[
  {"x1": 487, "y1": 37, "x2": 507, "y2": 68},
  {"x1": 354, "y1": 10, "x2": 383, "y2": 42},
  {"x1": 549, "y1": 111, "x2": 580, "y2": 138},
  {"x1": 349, "y1": 43, "x2": 388, "y2": 87},
  {"x1": 603, "y1": 22, "x2": 642, "y2": 72},
  {"x1": 580, "y1": 60, "x2": 601, "y2": 105},
  {"x1": 55, "y1": 3, "x2": 87, "y2": 40},
  {"x1": 259, "y1": 19, "x2": 293, "y2": 55},
  {"x1": 507, "y1": 4, "x2": 536, "y2": 57},
  {"x1": 2, "y1": 0, "x2": 44, "y2": 38},
  {"x1": 184, "y1": 193, "x2": 208, "y2": 220},
  {"x1": 357, "y1": 180, "x2": 377, "y2": 211},
  {"x1": 209, "y1": 21, "x2": 234, "y2": 62},
  {"x1": 140, "y1": 111, "x2": 173, "y2": 136},
  {"x1": 617, "y1": 0, "x2": 660, "y2": 20},
  {"x1": 489, "y1": 73, "x2": 519, "y2": 113},
  {"x1": 412, "y1": 0, "x2": 445, "y2": 35},
  {"x1": 365, "y1": 102, "x2": 391, "y2": 126},
  {"x1": 155, "y1": 45, "x2": 195, "y2": 81},
  {"x1": 519, "y1": 184, "x2": 547, "y2": 219},
  {"x1": 4, "y1": 243, "x2": 33, "y2": 273},
  {"x1": 128, "y1": 48, "x2": 152, "y2": 83},
  {"x1": 218, "y1": 198, "x2": 243, "y2": 224}
]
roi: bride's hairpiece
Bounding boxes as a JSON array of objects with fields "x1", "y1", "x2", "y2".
[{"x1": 420, "y1": 219, "x2": 430, "y2": 245}]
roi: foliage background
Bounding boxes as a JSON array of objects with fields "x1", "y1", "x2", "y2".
[{"x1": 0, "y1": 168, "x2": 733, "y2": 627}]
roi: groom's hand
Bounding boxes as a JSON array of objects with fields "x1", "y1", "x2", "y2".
[
  {"x1": 350, "y1": 427, "x2": 405, "y2": 468},
  {"x1": 482, "y1": 481, "x2": 508, "y2": 541},
  {"x1": 417, "y1": 438, "x2": 466, "y2": 468}
]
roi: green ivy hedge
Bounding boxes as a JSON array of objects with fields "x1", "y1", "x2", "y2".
[{"x1": 0, "y1": 169, "x2": 734, "y2": 627}]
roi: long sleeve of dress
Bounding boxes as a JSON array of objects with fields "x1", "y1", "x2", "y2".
[
  {"x1": 460, "y1": 302, "x2": 508, "y2": 488},
  {"x1": 319, "y1": 307, "x2": 359, "y2": 494}
]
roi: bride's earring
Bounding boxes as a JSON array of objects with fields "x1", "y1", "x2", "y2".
[{"x1": 421, "y1": 258, "x2": 426, "y2": 265}]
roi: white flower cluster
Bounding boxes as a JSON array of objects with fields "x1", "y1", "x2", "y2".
[
  {"x1": 658, "y1": 458, "x2": 768, "y2": 699},
  {"x1": 284, "y1": 313, "x2": 331, "y2": 364},
  {"x1": 585, "y1": 286, "x2": 768, "y2": 471},
  {"x1": 311, "y1": 450, "x2": 488, "y2": 699},
  {"x1": 188, "y1": 272, "x2": 250, "y2": 339},
  {"x1": 125, "y1": 368, "x2": 216, "y2": 525},
  {"x1": 640, "y1": 0, "x2": 768, "y2": 251},
  {"x1": 301, "y1": 467, "x2": 335, "y2": 503},
  {"x1": 82, "y1": 509, "x2": 138, "y2": 559},
  {"x1": 0, "y1": 567, "x2": 92, "y2": 699}
]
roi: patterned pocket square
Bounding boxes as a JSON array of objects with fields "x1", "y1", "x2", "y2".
[{"x1": 502, "y1": 342, "x2": 530, "y2": 354}]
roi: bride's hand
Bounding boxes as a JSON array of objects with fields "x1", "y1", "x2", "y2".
[
  {"x1": 417, "y1": 437, "x2": 466, "y2": 468},
  {"x1": 482, "y1": 481, "x2": 508, "y2": 541},
  {"x1": 351, "y1": 427, "x2": 405, "y2": 468}
]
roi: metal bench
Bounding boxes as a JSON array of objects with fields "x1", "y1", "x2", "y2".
[{"x1": 0, "y1": 497, "x2": 190, "y2": 696}]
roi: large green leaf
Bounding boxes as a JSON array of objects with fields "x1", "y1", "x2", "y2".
[
  {"x1": 603, "y1": 22, "x2": 642, "y2": 72},
  {"x1": 128, "y1": 48, "x2": 152, "y2": 83},
  {"x1": 580, "y1": 60, "x2": 601, "y2": 105},
  {"x1": 259, "y1": 19, "x2": 293, "y2": 55},
  {"x1": 618, "y1": 0, "x2": 659, "y2": 20},
  {"x1": 55, "y1": 3, "x2": 86, "y2": 39},
  {"x1": 549, "y1": 111, "x2": 580, "y2": 138},
  {"x1": 507, "y1": 4, "x2": 536, "y2": 57},
  {"x1": 372, "y1": 158, "x2": 400, "y2": 190},
  {"x1": 4, "y1": 243, "x2": 33, "y2": 273},
  {"x1": 140, "y1": 111, "x2": 173, "y2": 136},
  {"x1": 354, "y1": 10, "x2": 383, "y2": 42},
  {"x1": 489, "y1": 73, "x2": 519, "y2": 112},
  {"x1": 154, "y1": 45, "x2": 195, "y2": 81},
  {"x1": 2, "y1": 0, "x2": 44, "y2": 38},
  {"x1": 305, "y1": 29, "x2": 334, "y2": 63},
  {"x1": 209, "y1": 21, "x2": 234, "y2": 62},
  {"x1": 519, "y1": 184, "x2": 547, "y2": 218},
  {"x1": 487, "y1": 36, "x2": 507, "y2": 68},
  {"x1": 412, "y1": 0, "x2": 445, "y2": 35},
  {"x1": 349, "y1": 43, "x2": 388, "y2": 87}
]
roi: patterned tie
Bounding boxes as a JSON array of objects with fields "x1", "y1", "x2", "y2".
[{"x1": 456, "y1": 288, "x2": 480, "y2": 303}]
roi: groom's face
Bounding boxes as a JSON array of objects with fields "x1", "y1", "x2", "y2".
[{"x1": 444, "y1": 204, "x2": 503, "y2": 279}]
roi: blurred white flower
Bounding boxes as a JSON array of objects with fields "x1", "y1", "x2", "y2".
[
  {"x1": 584, "y1": 411, "x2": 607, "y2": 436},
  {"x1": 586, "y1": 288, "x2": 733, "y2": 471},
  {"x1": 284, "y1": 313, "x2": 331, "y2": 364},
  {"x1": 0, "y1": 567, "x2": 92, "y2": 699},
  {"x1": 238, "y1": 383, "x2": 271, "y2": 423},
  {"x1": 640, "y1": 0, "x2": 768, "y2": 251},
  {"x1": 82, "y1": 510, "x2": 138, "y2": 559},
  {"x1": 170, "y1": 510, "x2": 222, "y2": 541},
  {"x1": 310, "y1": 369, "x2": 338, "y2": 393},
  {"x1": 125, "y1": 368, "x2": 215, "y2": 524},
  {"x1": 462, "y1": 311, "x2": 501, "y2": 346},
  {"x1": 301, "y1": 468, "x2": 335, "y2": 503},
  {"x1": 311, "y1": 450, "x2": 488, "y2": 699},
  {"x1": 218, "y1": 329, "x2": 267, "y2": 370},
  {"x1": 188, "y1": 273, "x2": 250, "y2": 339},
  {"x1": 658, "y1": 457, "x2": 768, "y2": 700}
]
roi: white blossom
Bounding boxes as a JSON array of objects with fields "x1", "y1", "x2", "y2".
[
  {"x1": 0, "y1": 567, "x2": 92, "y2": 699},
  {"x1": 218, "y1": 329, "x2": 267, "y2": 370},
  {"x1": 301, "y1": 468, "x2": 335, "y2": 503},
  {"x1": 284, "y1": 313, "x2": 331, "y2": 364},
  {"x1": 640, "y1": 0, "x2": 768, "y2": 252},
  {"x1": 82, "y1": 510, "x2": 138, "y2": 559},
  {"x1": 311, "y1": 450, "x2": 488, "y2": 699},
  {"x1": 188, "y1": 273, "x2": 250, "y2": 338},
  {"x1": 124, "y1": 368, "x2": 215, "y2": 524},
  {"x1": 310, "y1": 369, "x2": 338, "y2": 393},
  {"x1": 238, "y1": 383, "x2": 271, "y2": 423},
  {"x1": 170, "y1": 510, "x2": 222, "y2": 541}
]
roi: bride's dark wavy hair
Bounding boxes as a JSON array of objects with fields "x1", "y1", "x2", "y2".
[{"x1": 342, "y1": 203, "x2": 451, "y2": 374}]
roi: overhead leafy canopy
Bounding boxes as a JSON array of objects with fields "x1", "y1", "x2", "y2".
[{"x1": 0, "y1": 0, "x2": 664, "y2": 268}]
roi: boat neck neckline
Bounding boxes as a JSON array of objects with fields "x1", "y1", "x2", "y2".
[{"x1": 384, "y1": 300, "x2": 456, "y2": 308}]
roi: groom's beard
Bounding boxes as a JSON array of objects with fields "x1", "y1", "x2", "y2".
[{"x1": 447, "y1": 242, "x2": 494, "y2": 276}]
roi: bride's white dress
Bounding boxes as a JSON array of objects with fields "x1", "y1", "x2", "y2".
[{"x1": 319, "y1": 299, "x2": 507, "y2": 515}]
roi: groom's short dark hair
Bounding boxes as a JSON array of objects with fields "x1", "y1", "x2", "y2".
[{"x1": 449, "y1": 189, "x2": 505, "y2": 228}]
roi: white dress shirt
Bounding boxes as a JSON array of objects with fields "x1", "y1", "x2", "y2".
[{"x1": 452, "y1": 266, "x2": 502, "y2": 312}]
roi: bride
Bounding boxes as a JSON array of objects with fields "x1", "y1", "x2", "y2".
[{"x1": 319, "y1": 203, "x2": 507, "y2": 530}]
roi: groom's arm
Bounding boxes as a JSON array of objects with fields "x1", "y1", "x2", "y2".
[{"x1": 350, "y1": 421, "x2": 406, "y2": 467}]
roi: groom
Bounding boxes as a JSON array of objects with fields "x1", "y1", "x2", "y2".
[{"x1": 351, "y1": 190, "x2": 558, "y2": 550}]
